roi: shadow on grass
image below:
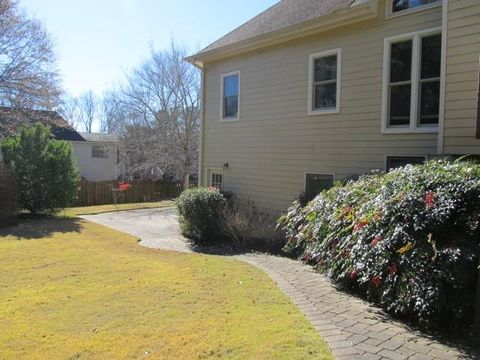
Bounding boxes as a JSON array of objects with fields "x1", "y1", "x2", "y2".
[
  {"x1": 189, "y1": 239, "x2": 480, "y2": 359},
  {"x1": 0, "y1": 217, "x2": 83, "y2": 240}
]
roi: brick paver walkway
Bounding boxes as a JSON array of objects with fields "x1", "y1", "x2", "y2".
[
  {"x1": 85, "y1": 208, "x2": 477, "y2": 360},
  {"x1": 238, "y1": 253, "x2": 475, "y2": 360}
]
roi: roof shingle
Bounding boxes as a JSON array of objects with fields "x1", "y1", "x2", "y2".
[
  {"x1": 199, "y1": 0, "x2": 355, "y2": 54},
  {"x1": 0, "y1": 107, "x2": 85, "y2": 142}
]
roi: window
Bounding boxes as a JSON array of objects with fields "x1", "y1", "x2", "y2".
[
  {"x1": 383, "y1": 29, "x2": 442, "y2": 132},
  {"x1": 210, "y1": 172, "x2": 223, "y2": 190},
  {"x1": 305, "y1": 173, "x2": 334, "y2": 200},
  {"x1": 221, "y1": 72, "x2": 240, "y2": 120},
  {"x1": 92, "y1": 145, "x2": 108, "y2": 158},
  {"x1": 392, "y1": 0, "x2": 441, "y2": 13},
  {"x1": 386, "y1": 156, "x2": 426, "y2": 171},
  {"x1": 308, "y1": 49, "x2": 341, "y2": 114}
]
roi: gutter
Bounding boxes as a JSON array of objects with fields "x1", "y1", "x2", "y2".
[
  {"x1": 437, "y1": 0, "x2": 448, "y2": 155},
  {"x1": 186, "y1": 1, "x2": 378, "y2": 65}
]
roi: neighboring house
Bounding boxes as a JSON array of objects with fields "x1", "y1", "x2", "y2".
[
  {"x1": 187, "y1": 0, "x2": 480, "y2": 212},
  {"x1": 0, "y1": 107, "x2": 119, "y2": 181},
  {"x1": 73, "y1": 133, "x2": 120, "y2": 182}
]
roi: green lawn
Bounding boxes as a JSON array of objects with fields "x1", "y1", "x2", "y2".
[{"x1": 0, "y1": 217, "x2": 332, "y2": 359}]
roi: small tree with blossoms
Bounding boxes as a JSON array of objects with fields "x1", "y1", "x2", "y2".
[{"x1": 112, "y1": 181, "x2": 131, "y2": 205}]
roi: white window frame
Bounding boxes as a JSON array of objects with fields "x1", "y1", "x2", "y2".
[
  {"x1": 220, "y1": 71, "x2": 240, "y2": 122},
  {"x1": 206, "y1": 168, "x2": 224, "y2": 189},
  {"x1": 308, "y1": 49, "x2": 342, "y2": 116},
  {"x1": 381, "y1": 28, "x2": 442, "y2": 134},
  {"x1": 386, "y1": 0, "x2": 442, "y2": 19}
]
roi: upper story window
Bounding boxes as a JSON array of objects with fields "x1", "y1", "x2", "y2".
[
  {"x1": 392, "y1": 0, "x2": 441, "y2": 13},
  {"x1": 382, "y1": 29, "x2": 442, "y2": 133},
  {"x1": 92, "y1": 145, "x2": 108, "y2": 158},
  {"x1": 308, "y1": 49, "x2": 341, "y2": 115},
  {"x1": 221, "y1": 71, "x2": 240, "y2": 121}
]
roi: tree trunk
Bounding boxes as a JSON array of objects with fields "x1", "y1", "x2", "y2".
[
  {"x1": 183, "y1": 170, "x2": 190, "y2": 190},
  {"x1": 475, "y1": 259, "x2": 480, "y2": 337}
]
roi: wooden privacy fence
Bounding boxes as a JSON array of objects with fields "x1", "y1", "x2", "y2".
[{"x1": 76, "y1": 180, "x2": 183, "y2": 206}]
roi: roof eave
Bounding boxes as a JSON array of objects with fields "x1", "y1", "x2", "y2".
[{"x1": 186, "y1": 1, "x2": 378, "y2": 66}]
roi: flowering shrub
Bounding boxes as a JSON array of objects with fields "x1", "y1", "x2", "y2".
[{"x1": 278, "y1": 160, "x2": 480, "y2": 330}]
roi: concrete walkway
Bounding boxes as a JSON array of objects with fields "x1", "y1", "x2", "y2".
[{"x1": 82, "y1": 208, "x2": 475, "y2": 360}]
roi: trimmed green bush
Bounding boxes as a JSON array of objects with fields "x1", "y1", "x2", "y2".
[
  {"x1": 0, "y1": 162, "x2": 18, "y2": 226},
  {"x1": 1, "y1": 123, "x2": 80, "y2": 214},
  {"x1": 176, "y1": 187, "x2": 226, "y2": 244},
  {"x1": 278, "y1": 160, "x2": 480, "y2": 330}
]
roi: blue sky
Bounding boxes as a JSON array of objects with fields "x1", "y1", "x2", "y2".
[{"x1": 21, "y1": 0, "x2": 278, "y2": 97}]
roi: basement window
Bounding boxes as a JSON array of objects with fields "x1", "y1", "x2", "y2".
[
  {"x1": 386, "y1": 156, "x2": 426, "y2": 171},
  {"x1": 305, "y1": 173, "x2": 334, "y2": 200}
]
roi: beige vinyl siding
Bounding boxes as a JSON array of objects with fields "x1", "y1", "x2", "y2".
[
  {"x1": 202, "y1": 2, "x2": 441, "y2": 212},
  {"x1": 443, "y1": 0, "x2": 480, "y2": 154}
]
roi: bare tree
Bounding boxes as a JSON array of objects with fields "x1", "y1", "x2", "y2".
[
  {"x1": 0, "y1": 0, "x2": 62, "y2": 109},
  {"x1": 58, "y1": 96, "x2": 80, "y2": 129},
  {"x1": 119, "y1": 43, "x2": 200, "y2": 187},
  {"x1": 78, "y1": 90, "x2": 97, "y2": 133}
]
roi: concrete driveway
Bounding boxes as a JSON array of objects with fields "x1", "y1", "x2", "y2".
[{"x1": 81, "y1": 207, "x2": 192, "y2": 253}]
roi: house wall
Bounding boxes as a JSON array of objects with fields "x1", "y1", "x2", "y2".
[
  {"x1": 201, "y1": 1, "x2": 442, "y2": 212},
  {"x1": 71, "y1": 142, "x2": 118, "y2": 181},
  {"x1": 443, "y1": 0, "x2": 480, "y2": 154}
]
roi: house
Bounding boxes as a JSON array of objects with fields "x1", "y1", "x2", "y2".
[
  {"x1": 0, "y1": 107, "x2": 119, "y2": 181},
  {"x1": 187, "y1": 0, "x2": 480, "y2": 212},
  {"x1": 73, "y1": 132, "x2": 120, "y2": 181}
]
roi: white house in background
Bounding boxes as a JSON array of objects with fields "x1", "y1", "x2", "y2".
[
  {"x1": 0, "y1": 107, "x2": 119, "y2": 181},
  {"x1": 74, "y1": 133, "x2": 119, "y2": 181}
]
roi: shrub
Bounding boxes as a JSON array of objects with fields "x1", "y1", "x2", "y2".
[
  {"x1": 0, "y1": 162, "x2": 18, "y2": 226},
  {"x1": 278, "y1": 160, "x2": 480, "y2": 331},
  {"x1": 218, "y1": 199, "x2": 283, "y2": 252},
  {"x1": 1, "y1": 123, "x2": 80, "y2": 214},
  {"x1": 176, "y1": 187, "x2": 226, "y2": 244}
]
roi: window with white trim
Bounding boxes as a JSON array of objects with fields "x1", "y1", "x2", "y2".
[
  {"x1": 221, "y1": 72, "x2": 239, "y2": 120},
  {"x1": 392, "y1": 0, "x2": 441, "y2": 14},
  {"x1": 92, "y1": 145, "x2": 108, "y2": 158},
  {"x1": 208, "y1": 170, "x2": 223, "y2": 190},
  {"x1": 308, "y1": 49, "x2": 341, "y2": 114},
  {"x1": 383, "y1": 30, "x2": 441, "y2": 132}
]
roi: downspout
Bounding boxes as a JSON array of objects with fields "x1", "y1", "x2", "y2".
[
  {"x1": 437, "y1": 0, "x2": 448, "y2": 155},
  {"x1": 197, "y1": 62, "x2": 206, "y2": 187}
]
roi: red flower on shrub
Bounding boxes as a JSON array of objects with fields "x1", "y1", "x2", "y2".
[
  {"x1": 371, "y1": 236, "x2": 382, "y2": 247},
  {"x1": 353, "y1": 221, "x2": 368, "y2": 232},
  {"x1": 371, "y1": 276, "x2": 382, "y2": 288},
  {"x1": 349, "y1": 269, "x2": 358, "y2": 280},
  {"x1": 118, "y1": 182, "x2": 131, "y2": 192},
  {"x1": 424, "y1": 191, "x2": 436, "y2": 209},
  {"x1": 389, "y1": 263, "x2": 399, "y2": 276}
]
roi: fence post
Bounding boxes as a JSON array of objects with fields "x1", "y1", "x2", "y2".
[{"x1": 475, "y1": 262, "x2": 480, "y2": 337}]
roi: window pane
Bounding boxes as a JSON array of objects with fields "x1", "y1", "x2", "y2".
[
  {"x1": 389, "y1": 84, "x2": 411, "y2": 126},
  {"x1": 419, "y1": 80, "x2": 440, "y2": 125},
  {"x1": 224, "y1": 75, "x2": 239, "y2": 97},
  {"x1": 421, "y1": 34, "x2": 441, "y2": 79},
  {"x1": 314, "y1": 83, "x2": 336, "y2": 109},
  {"x1": 393, "y1": 0, "x2": 440, "y2": 12},
  {"x1": 314, "y1": 55, "x2": 337, "y2": 82},
  {"x1": 390, "y1": 40, "x2": 412, "y2": 83},
  {"x1": 224, "y1": 96, "x2": 238, "y2": 118},
  {"x1": 92, "y1": 145, "x2": 108, "y2": 158},
  {"x1": 387, "y1": 156, "x2": 425, "y2": 171}
]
